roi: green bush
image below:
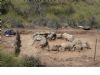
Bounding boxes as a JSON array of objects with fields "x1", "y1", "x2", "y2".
[
  {"x1": 0, "y1": 49, "x2": 45, "y2": 67},
  {"x1": 20, "y1": 56, "x2": 45, "y2": 67},
  {"x1": 11, "y1": 19, "x2": 24, "y2": 28},
  {"x1": 0, "y1": 50, "x2": 19, "y2": 67},
  {"x1": 1, "y1": 0, "x2": 100, "y2": 29},
  {"x1": 0, "y1": 0, "x2": 12, "y2": 15}
]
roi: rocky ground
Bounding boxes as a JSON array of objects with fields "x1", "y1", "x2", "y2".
[{"x1": 1, "y1": 28, "x2": 100, "y2": 67}]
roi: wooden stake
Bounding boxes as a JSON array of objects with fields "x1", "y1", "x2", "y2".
[{"x1": 94, "y1": 39, "x2": 98, "y2": 61}]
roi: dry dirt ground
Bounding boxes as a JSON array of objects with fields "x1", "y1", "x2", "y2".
[{"x1": 1, "y1": 28, "x2": 100, "y2": 67}]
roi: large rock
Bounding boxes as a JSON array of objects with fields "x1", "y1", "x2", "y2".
[
  {"x1": 73, "y1": 39, "x2": 91, "y2": 51},
  {"x1": 62, "y1": 33, "x2": 75, "y2": 42},
  {"x1": 74, "y1": 44, "x2": 83, "y2": 51},
  {"x1": 33, "y1": 32, "x2": 48, "y2": 38},
  {"x1": 48, "y1": 44, "x2": 61, "y2": 51},
  {"x1": 83, "y1": 26, "x2": 91, "y2": 30},
  {"x1": 56, "y1": 33, "x2": 62, "y2": 39},
  {"x1": 39, "y1": 37, "x2": 48, "y2": 48},
  {"x1": 32, "y1": 35, "x2": 48, "y2": 48},
  {"x1": 47, "y1": 32, "x2": 56, "y2": 40},
  {"x1": 72, "y1": 39, "x2": 82, "y2": 45},
  {"x1": 33, "y1": 35, "x2": 43, "y2": 41},
  {"x1": 60, "y1": 42, "x2": 74, "y2": 51},
  {"x1": 81, "y1": 41, "x2": 91, "y2": 50},
  {"x1": 33, "y1": 32, "x2": 46, "y2": 38}
]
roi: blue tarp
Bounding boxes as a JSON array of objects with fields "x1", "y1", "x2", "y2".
[{"x1": 4, "y1": 30, "x2": 16, "y2": 36}]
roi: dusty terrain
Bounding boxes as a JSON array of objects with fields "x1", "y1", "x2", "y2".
[{"x1": 1, "y1": 28, "x2": 100, "y2": 67}]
